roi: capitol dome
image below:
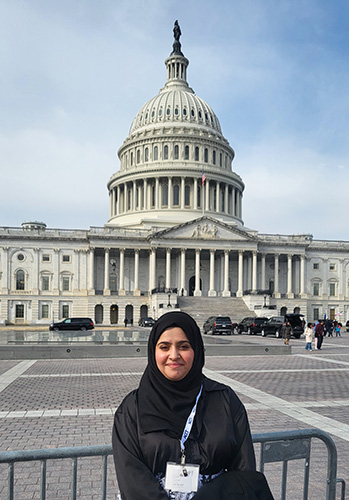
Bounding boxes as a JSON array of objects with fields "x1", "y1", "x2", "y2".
[{"x1": 106, "y1": 23, "x2": 244, "y2": 230}]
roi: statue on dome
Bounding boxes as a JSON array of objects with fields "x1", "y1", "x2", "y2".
[{"x1": 171, "y1": 20, "x2": 183, "y2": 56}]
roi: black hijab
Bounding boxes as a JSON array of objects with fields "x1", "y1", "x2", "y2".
[{"x1": 137, "y1": 311, "x2": 205, "y2": 436}]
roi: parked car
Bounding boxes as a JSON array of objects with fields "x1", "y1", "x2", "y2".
[
  {"x1": 346, "y1": 320, "x2": 349, "y2": 333},
  {"x1": 138, "y1": 317, "x2": 155, "y2": 327},
  {"x1": 260, "y1": 314, "x2": 304, "y2": 339},
  {"x1": 237, "y1": 317, "x2": 269, "y2": 335},
  {"x1": 203, "y1": 316, "x2": 234, "y2": 335},
  {"x1": 49, "y1": 317, "x2": 94, "y2": 331}
]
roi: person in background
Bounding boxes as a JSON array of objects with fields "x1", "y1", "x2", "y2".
[
  {"x1": 281, "y1": 321, "x2": 293, "y2": 345},
  {"x1": 112, "y1": 311, "x2": 274, "y2": 500},
  {"x1": 304, "y1": 323, "x2": 314, "y2": 351},
  {"x1": 314, "y1": 320, "x2": 325, "y2": 350}
]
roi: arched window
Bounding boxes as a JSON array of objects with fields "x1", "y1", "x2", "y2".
[
  {"x1": 185, "y1": 184, "x2": 191, "y2": 207},
  {"x1": 174, "y1": 145, "x2": 179, "y2": 160},
  {"x1": 136, "y1": 149, "x2": 140, "y2": 164},
  {"x1": 162, "y1": 183, "x2": 168, "y2": 207},
  {"x1": 212, "y1": 150, "x2": 216, "y2": 165},
  {"x1": 184, "y1": 145, "x2": 189, "y2": 160},
  {"x1": 204, "y1": 148, "x2": 208, "y2": 163},
  {"x1": 195, "y1": 147, "x2": 199, "y2": 161},
  {"x1": 219, "y1": 152, "x2": 222, "y2": 167},
  {"x1": 173, "y1": 184, "x2": 180, "y2": 206},
  {"x1": 164, "y1": 145, "x2": 169, "y2": 160},
  {"x1": 16, "y1": 270, "x2": 25, "y2": 290},
  {"x1": 153, "y1": 146, "x2": 158, "y2": 161},
  {"x1": 130, "y1": 152, "x2": 134, "y2": 166},
  {"x1": 144, "y1": 147, "x2": 149, "y2": 162}
]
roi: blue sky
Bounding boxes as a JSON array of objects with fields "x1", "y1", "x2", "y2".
[{"x1": 1, "y1": 0, "x2": 348, "y2": 240}]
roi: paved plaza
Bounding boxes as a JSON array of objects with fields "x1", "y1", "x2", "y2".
[{"x1": 1, "y1": 331, "x2": 349, "y2": 499}]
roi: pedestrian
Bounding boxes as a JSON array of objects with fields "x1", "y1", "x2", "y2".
[
  {"x1": 314, "y1": 320, "x2": 325, "y2": 349},
  {"x1": 335, "y1": 324, "x2": 341, "y2": 337},
  {"x1": 112, "y1": 311, "x2": 274, "y2": 500},
  {"x1": 281, "y1": 321, "x2": 293, "y2": 345},
  {"x1": 325, "y1": 319, "x2": 333, "y2": 337},
  {"x1": 304, "y1": 323, "x2": 314, "y2": 351},
  {"x1": 124, "y1": 317, "x2": 128, "y2": 328}
]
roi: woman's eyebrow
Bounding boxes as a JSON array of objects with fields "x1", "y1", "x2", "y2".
[{"x1": 157, "y1": 340, "x2": 191, "y2": 345}]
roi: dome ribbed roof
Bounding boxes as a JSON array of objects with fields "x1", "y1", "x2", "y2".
[{"x1": 129, "y1": 89, "x2": 222, "y2": 135}]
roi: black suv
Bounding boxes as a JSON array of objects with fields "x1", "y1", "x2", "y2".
[
  {"x1": 237, "y1": 317, "x2": 269, "y2": 335},
  {"x1": 203, "y1": 316, "x2": 234, "y2": 335},
  {"x1": 49, "y1": 318, "x2": 94, "y2": 331},
  {"x1": 260, "y1": 314, "x2": 304, "y2": 339}
]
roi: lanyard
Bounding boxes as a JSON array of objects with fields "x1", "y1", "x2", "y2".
[{"x1": 179, "y1": 384, "x2": 203, "y2": 468}]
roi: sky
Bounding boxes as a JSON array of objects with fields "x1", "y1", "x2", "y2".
[{"x1": 1, "y1": 0, "x2": 348, "y2": 240}]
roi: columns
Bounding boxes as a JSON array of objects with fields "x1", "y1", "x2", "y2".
[
  {"x1": 134, "y1": 250, "x2": 140, "y2": 296},
  {"x1": 300, "y1": 255, "x2": 306, "y2": 297},
  {"x1": 143, "y1": 179, "x2": 148, "y2": 210},
  {"x1": 119, "y1": 249, "x2": 125, "y2": 295},
  {"x1": 168, "y1": 177, "x2": 173, "y2": 208},
  {"x1": 208, "y1": 249, "x2": 216, "y2": 296},
  {"x1": 222, "y1": 250, "x2": 230, "y2": 296},
  {"x1": 273, "y1": 254, "x2": 280, "y2": 298},
  {"x1": 232, "y1": 188, "x2": 236, "y2": 216},
  {"x1": 216, "y1": 182, "x2": 220, "y2": 213},
  {"x1": 149, "y1": 248, "x2": 156, "y2": 292},
  {"x1": 287, "y1": 254, "x2": 294, "y2": 298},
  {"x1": 261, "y1": 253, "x2": 266, "y2": 291},
  {"x1": 193, "y1": 178, "x2": 198, "y2": 209},
  {"x1": 72, "y1": 249, "x2": 79, "y2": 292},
  {"x1": 166, "y1": 248, "x2": 171, "y2": 290},
  {"x1": 194, "y1": 249, "x2": 202, "y2": 296},
  {"x1": 205, "y1": 180, "x2": 210, "y2": 211},
  {"x1": 237, "y1": 250, "x2": 243, "y2": 297},
  {"x1": 181, "y1": 177, "x2": 185, "y2": 208},
  {"x1": 339, "y1": 258, "x2": 344, "y2": 300},
  {"x1": 104, "y1": 248, "x2": 110, "y2": 295},
  {"x1": 32, "y1": 248, "x2": 39, "y2": 293},
  {"x1": 155, "y1": 178, "x2": 159, "y2": 209},
  {"x1": 180, "y1": 249, "x2": 186, "y2": 295},
  {"x1": 117, "y1": 185, "x2": 121, "y2": 215},
  {"x1": 133, "y1": 182, "x2": 137, "y2": 211},
  {"x1": 252, "y1": 251, "x2": 257, "y2": 293},
  {"x1": 1, "y1": 247, "x2": 9, "y2": 293},
  {"x1": 322, "y1": 258, "x2": 328, "y2": 298},
  {"x1": 88, "y1": 248, "x2": 94, "y2": 294},
  {"x1": 224, "y1": 184, "x2": 229, "y2": 214}
]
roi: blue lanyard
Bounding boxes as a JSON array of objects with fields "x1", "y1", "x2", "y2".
[{"x1": 179, "y1": 384, "x2": 203, "y2": 460}]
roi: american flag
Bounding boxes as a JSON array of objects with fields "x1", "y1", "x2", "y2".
[{"x1": 202, "y1": 170, "x2": 206, "y2": 186}]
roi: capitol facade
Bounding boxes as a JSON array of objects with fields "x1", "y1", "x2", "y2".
[{"x1": 1, "y1": 26, "x2": 348, "y2": 326}]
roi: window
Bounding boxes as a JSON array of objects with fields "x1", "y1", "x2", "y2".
[
  {"x1": 313, "y1": 282, "x2": 320, "y2": 296},
  {"x1": 137, "y1": 149, "x2": 141, "y2": 164},
  {"x1": 184, "y1": 145, "x2": 189, "y2": 160},
  {"x1": 329, "y1": 283, "x2": 336, "y2": 296},
  {"x1": 42, "y1": 276, "x2": 49, "y2": 291},
  {"x1": 185, "y1": 184, "x2": 190, "y2": 207},
  {"x1": 16, "y1": 304, "x2": 24, "y2": 318},
  {"x1": 173, "y1": 185, "x2": 180, "y2": 206},
  {"x1": 219, "y1": 153, "x2": 222, "y2": 167},
  {"x1": 16, "y1": 270, "x2": 25, "y2": 290},
  {"x1": 17, "y1": 253, "x2": 24, "y2": 261},
  {"x1": 41, "y1": 304, "x2": 49, "y2": 319},
  {"x1": 204, "y1": 148, "x2": 208, "y2": 163},
  {"x1": 62, "y1": 276, "x2": 70, "y2": 291},
  {"x1": 329, "y1": 263, "x2": 336, "y2": 271},
  {"x1": 313, "y1": 263, "x2": 319, "y2": 270},
  {"x1": 153, "y1": 146, "x2": 158, "y2": 161},
  {"x1": 164, "y1": 145, "x2": 168, "y2": 160},
  {"x1": 212, "y1": 150, "x2": 216, "y2": 165},
  {"x1": 144, "y1": 147, "x2": 149, "y2": 162},
  {"x1": 313, "y1": 308, "x2": 319, "y2": 321},
  {"x1": 162, "y1": 184, "x2": 168, "y2": 207},
  {"x1": 62, "y1": 305, "x2": 69, "y2": 318},
  {"x1": 195, "y1": 147, "x2": 199, "y2": 161},
  {"x1": 62, "y1": 255, "x2": 70, "y2": 263},
  {"x1": 42, "y1": 254, "x2": 50, "y2": 262},
  {"x1": 130, "y1": 151, "x2": 134, "y2": 166},
  {"x1": 174, "y1": 145, "x2": 179, "y2": 160}
]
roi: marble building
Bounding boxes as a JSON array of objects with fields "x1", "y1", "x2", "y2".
[{"x1": 1, "y1": 27, "x2": 348, "y2": 326}]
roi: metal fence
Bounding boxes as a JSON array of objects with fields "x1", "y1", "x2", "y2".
[{"x1": 0, "y1": 429, "x2": 345, "y2": 500}]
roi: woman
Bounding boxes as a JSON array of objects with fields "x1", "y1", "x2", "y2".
[
  {"x1": 112, "y1": 311, "x2": 272, "y2": 500},
  {"x1": 304, "y1": 322, "x2": 314, "y2": 351}
]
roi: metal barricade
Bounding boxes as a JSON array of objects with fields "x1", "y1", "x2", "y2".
[{"x1": 0, "y1": 429, "x2": 346, "y2": 499}]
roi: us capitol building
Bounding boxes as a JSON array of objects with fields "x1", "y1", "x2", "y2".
[{"x1": 1, "y1": 24, "x2": 348, "y2": 327}]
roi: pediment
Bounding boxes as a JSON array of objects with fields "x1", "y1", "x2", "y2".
[{"x1": 151, "y1": 217, "x2": 255, "y2": 242}]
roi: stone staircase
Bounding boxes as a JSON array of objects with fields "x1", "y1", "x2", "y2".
[{"x1": 176, "y1": 296, "x2": 255, "y2": 330}]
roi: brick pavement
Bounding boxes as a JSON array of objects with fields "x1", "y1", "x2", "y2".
[{"x1": 0, "y1": 333, "x2": 348, "y2": 499}]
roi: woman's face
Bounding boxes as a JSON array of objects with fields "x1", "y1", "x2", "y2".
[{"x1": 155, "y1": 327, "x2": 195, "y2": 381}]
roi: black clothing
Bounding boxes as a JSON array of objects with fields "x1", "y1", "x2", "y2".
[
  {"x1": 192, "y1": 470, "x2": 274, "y2": 500},
  {"x1": 138, "y1": 311, "x2": 205, "y2": 436},
  {"x1": 112, "y1": 377, "x2": 256, "y2": 500}
]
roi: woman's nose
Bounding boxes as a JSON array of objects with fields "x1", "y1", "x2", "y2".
[{"x1": 169, "y1": 347, "x2": 180, "y2": 359}]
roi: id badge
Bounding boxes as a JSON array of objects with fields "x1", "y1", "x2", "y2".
[{"x1": 164, "y1": 462, "x2": 200, "y2": 493}]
